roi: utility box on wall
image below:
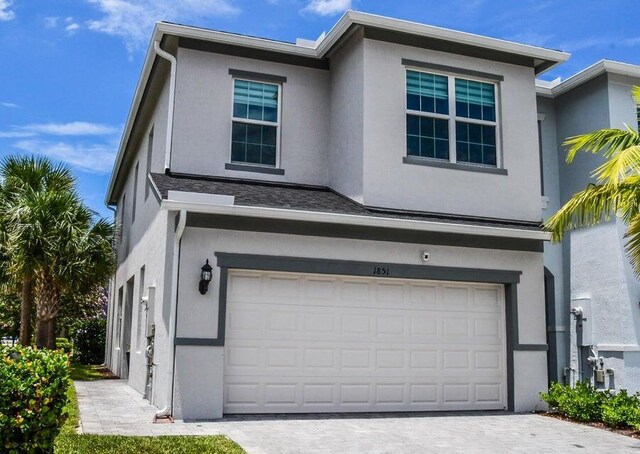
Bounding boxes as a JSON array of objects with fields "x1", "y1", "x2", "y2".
[{"x1": 571, "y1": 297, "x2": 593, "y2": 346}]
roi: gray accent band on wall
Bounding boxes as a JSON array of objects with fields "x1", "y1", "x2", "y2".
[
  {"x1": 186, "y1": 213, "x2": 544, "y2": 253},
  {"x1": 402, "y1": 58, "x2": 504, "y2": 81},
  {"x1": 515, "y1": 344, "x2": 548, "y2": 351},
  {"x1": 215, "y1": 253, "x2": 521, "y2": 284},
  {"x1": 179, "y1": 37, "x2": 330, "y2": 70},
  {"x1": 225, "y1": 163, "x2": 285, "y2": 175},
  {"x1": 403, "y1": 156, "x2": 508, "y2": 175},
  {"x1": 228, "y1": 69, "x2": 287, "y2": 84},
  {"x1": 364, "y1": 27, "x2": 545, "y2": 72}
]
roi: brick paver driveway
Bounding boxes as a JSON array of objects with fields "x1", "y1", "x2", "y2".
[{"x1": 76, "y1": 380, "x2": 640, "y2": 453}]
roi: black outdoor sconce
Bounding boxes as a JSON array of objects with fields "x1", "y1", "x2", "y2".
[{"x1": 199, "y1": 259, "x2": 213, "y2": 295}]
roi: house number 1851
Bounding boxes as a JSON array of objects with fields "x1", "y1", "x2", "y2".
[{"x1": 372, "y1": 266, "x2": 390, "y2": 276}]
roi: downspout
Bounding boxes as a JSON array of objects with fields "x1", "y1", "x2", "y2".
[
  {"x1": 152, "y1": 40, "x2": 177, "y2": 174},
  {"x1": 155, "y1": 209, "x2": 186, "y2": 419},
  {"x1": 105, "y1": 203, "x2": 117, "y2": 367}
]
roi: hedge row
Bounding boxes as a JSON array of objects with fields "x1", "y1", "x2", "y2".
[
  {"x1": 0, "y1": 345, "x2": 70, "y2": 453},
  {"x1": 542, "y1": 381, "x2": 640, "y2": 430}
]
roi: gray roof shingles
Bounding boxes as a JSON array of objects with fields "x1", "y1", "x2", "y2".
[{"x1": 151, "y1": 172, "x2": 542, "y2": 231}]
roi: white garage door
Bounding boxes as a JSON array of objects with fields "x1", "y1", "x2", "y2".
[{"x1": 224, "y1": 270, "x2": 507, "y2": 413}]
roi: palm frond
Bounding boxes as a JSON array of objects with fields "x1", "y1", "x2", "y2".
[
  {"x1": 592, "y1": 145, "x2": 640, "y2": 185},
  {"x1": 564, "y1": 128, "x2": 640, "y2": 163},
  {"x1": 624, "y1": 214, "x2": 640, "y2": 277},
  {"x1": 545, "y1": 183, "x2": 623, "y2": 242}
]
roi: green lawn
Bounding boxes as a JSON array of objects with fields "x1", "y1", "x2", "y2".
[
  {"x1": 55, "y1": 365, "x2": 245, "y2": 454},
  {"x1": 68, "y1": 364, "x2": 115, "y2": 381}
]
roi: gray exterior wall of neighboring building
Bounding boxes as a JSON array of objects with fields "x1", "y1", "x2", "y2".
[{"x1": 539, "y1": 71, "x2": 640, "y2": 393}]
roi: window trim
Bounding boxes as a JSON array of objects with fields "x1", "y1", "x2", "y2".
[
  {"x1": 228, "y1": 76, "x2": 283, "y2": 170},
  {"x1": 405, "y1": 65, "x2": 502, "y2": 169}
]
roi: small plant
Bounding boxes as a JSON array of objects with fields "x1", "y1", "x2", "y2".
[
  {"x1": 73, "y1": 318, "x2": 106, "y2": 365},
  {"x1": 0, "y1": 345, "x2": 70, "y2": 452}
]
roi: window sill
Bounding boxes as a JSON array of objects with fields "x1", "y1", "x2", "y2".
[
  {"x1": 225, "y1": 163, "x2": 285, "y2": 175},
  {"x1": 403, "y1": 156, "x2": 508, "y2": 175}
]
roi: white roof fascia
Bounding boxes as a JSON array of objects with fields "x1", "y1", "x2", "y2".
[
  {"x1": 159, "y1": 197, "x2": 551, "y2": 241},
  {"x1": 535, "y1": 60, "x2": 640, "y2": 98},
  {"x1": 321, "y1": 11, "x2": 570, "y2": 69}
]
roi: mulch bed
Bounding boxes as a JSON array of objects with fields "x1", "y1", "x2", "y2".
[
  {"x1": 94, "y1": 366, "x2": 118, "y2": 379},
  {"x1": 539, "y1": 411, "x2": 640, "y2": 439}
]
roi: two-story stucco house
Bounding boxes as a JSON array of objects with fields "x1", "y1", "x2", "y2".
[
  {"x1": 537, "y1": 61, "x2": 640, "y2": 394},
  {"x1": 104, "y1": 11, "x2": 572, "y2": 420}
]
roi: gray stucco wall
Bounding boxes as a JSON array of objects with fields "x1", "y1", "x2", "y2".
[
  {"x1": 171, "y1": 47, "x2": 331, "y2": 186},
  {"x1": 106, "y1": 64, "x2": 177, "y2": 410},
  {"x1": 172, "y1": 226, "x2": 547, "y2": 419},
  {"x1": 541, "y1": 72, "x2": 640, "y2": 391},
  {"x1": 361, "y1": 38, "x2": 543, "y2": 221},
  {"x1": 328, "y1": 30, "x2": 365, "y2": 202},
  {"x1": 537, "y1": 95, "x2": 567, "y2": 383}
]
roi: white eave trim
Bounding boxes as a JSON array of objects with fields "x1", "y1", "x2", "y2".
[
  {"x1": 536, "y1": 59, "x2": 640, "y2": 98},
  {"x1": 159, "y1": 197, "x2": 551, "y2": 241}
]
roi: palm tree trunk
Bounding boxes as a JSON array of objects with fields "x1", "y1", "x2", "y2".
[
  {"x1": 35, "y1": 318, "x2": 56, "y2": 349},
  {"x1": 19, "y1": 275, "x2": 33, "y2": 345}
]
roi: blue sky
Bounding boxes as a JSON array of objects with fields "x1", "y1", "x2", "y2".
[{"x1": 1, "y1": 0, "x2": 638, "y2": 218}]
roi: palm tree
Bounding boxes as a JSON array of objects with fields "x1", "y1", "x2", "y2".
[
  {"x1": 0, "y1": 155, "x2": 115, "y2": 348},
  {"x1": 545, "y1": 86, "x2": 640, "y2": 275},
  {"x1": 0, "y1": 156, "x2": 74, "y2": 345}
]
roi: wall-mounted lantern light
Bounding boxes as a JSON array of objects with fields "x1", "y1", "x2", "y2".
[{"x1": 199, "y1": 259, "x2": 213, "y2": 295}]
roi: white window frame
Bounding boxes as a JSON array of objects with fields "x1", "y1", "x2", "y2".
[
  {"x1": 229, "y1": 77, "x2": 283, "y2": 169},
  {"x1": 405, "y1": 67, "x2": 502, "y2": 168}
]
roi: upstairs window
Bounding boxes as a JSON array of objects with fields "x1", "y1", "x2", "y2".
[
  {"x1": 231, "y1": 79, "x2": 280, "y2": 167},
  {"x1": 406, "y1": 69, "x2": 499, "y2": 167}
]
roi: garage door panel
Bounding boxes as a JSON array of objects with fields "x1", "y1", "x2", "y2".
[{"x1": 224, "y1": 271, "x2": 506, "y2": 413}]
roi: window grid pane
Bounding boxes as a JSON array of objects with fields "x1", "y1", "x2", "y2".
[
  {"x1": 455, "y1": 121, "x2": 497, "y2": 166},
  {"x1": 407, "y1": 70, "x2": 449, "y2": 115},
  {"x1": 455, "y1": 78, "x2": 496, "y2": 121},
  {"x1": 407, "y1": 114, "x2": 449, "y2": 160},
  {"x1": 231, "y1": 121, "x2": 277, "y2": 166},
  {"x1": 233, "y1": 79, "x2": 279, "y2": 123}
]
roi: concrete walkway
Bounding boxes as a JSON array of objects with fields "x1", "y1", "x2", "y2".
[{"x1": 75, "y1": 380, "x2": 640, "y2": 453}]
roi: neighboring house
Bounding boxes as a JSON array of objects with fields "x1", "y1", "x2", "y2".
[
  {"x1": 104, "y1": 11, "x2": 570, "y2": 420},
  {"x1": 537, "y1": 60, "x2": 640, "y2": 393}
]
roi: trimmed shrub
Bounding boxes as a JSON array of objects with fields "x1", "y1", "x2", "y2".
[
  {"x1": 0, "y1": 345, "x2": 70, "y2": 453},
  {"x1": 56, "y1": 337, "x2": 73, "y2": 355},
  {"x1": 541, "y1": 381, "x2": 608, "y2": 422},
  {"x1": 601, "y1": 389, "x2": 640, "y2": 429},
  {"x1": 73, "y1": 318, "x2": 106, "y2": 365}
]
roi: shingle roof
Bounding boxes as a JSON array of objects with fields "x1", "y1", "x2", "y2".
[{"x1": 151, "y1": 172, "x2": 542, "y2": 231}]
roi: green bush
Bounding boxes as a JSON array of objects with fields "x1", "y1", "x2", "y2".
[
  {"x1": 73, "y1": 318, "x2": 106, "y2": 365},
  {"x1": 541, "y1": 381, "x2": 608, "y2": 422},
  {"x1": 56, "y1": 337, "x2": 73, "y2": 355},
  {"x1": 542, "y1": 382, "x2": 640, "y2": 429},
  {"x1": 601, "y1": 389, "x2": 640, "y2": 429},
  {"x1": 0, "y1": 345, "x2": 70, "y2": 453}
]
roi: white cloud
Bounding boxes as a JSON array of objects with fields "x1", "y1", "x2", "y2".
[
  {"x1": 0, "y1": 0, "x2": 15, "y2": 21},
  {"x1": 66, "y1": 22, "x2": 80, "y2": 33},
  {"x1": 86, "y1": 0, "x2": 240, "y2": 53},
  {"x1": 44, "y1": 16, "x2": 59, "y2": 28},
  {"x1": 302, "y1": 0, "x2": 351, "y2": 16},
  {"x1": 18, "y1": 121, "x2": 119, "y2": 136},
  {"x1": 13, "y1": 140, "x2": 116, "y2": 173},
  {"x1": 1, "y1": 102, "x2": 18, "y2": 108},
  {"x1": 0, "y1": 131, "x2": 36, "y2": 138}
]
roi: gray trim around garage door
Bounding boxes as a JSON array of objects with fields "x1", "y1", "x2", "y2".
[{"x1": 177, "y1": 253, "x2": 547, "y2": 412}]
